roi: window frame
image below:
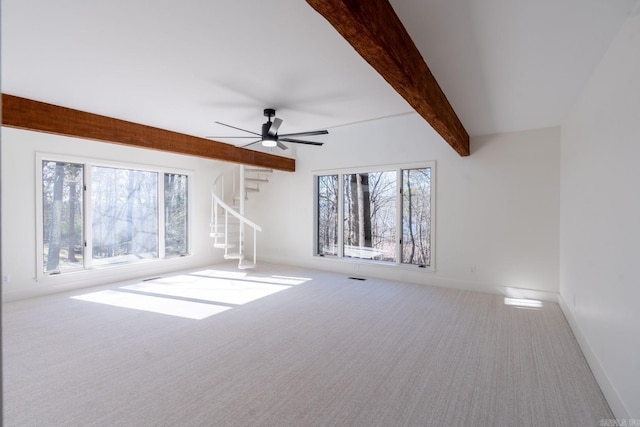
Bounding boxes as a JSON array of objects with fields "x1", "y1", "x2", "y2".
[
  {"x1": 35, "y1": 153, "x2": 193, "y2": 278},
  {"x1": 313, "y1": 161, "x2": 436, "y2": 271}
]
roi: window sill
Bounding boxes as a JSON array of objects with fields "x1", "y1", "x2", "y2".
[
  {"x1": 36, "y1": 255, "x2": 193, "y2": 284},
  {"x1": 314, "y1": 254, "x2": 436, "y2": 273}
]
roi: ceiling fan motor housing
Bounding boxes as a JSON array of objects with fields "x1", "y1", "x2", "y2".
[
  {"x1": 262, "y1": 122, "x2": 276, "y2": 137},
  {"x1": 261, "y1": 120, "x2": 278, "y2": 146}
]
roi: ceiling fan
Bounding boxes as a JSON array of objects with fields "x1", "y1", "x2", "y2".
[{"x1": 207, "y1": 108, "x2": 328, "y2": 150}]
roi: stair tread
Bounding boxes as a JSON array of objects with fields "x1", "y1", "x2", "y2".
[
  {"x1": 212, "y1": 219, "x2": 240, "y2": 225},
  {"x1": 224, "y1": 252, "x2": 244, "y2": 260},
  {"x1": 214, "y1": 243, "x2": 237, "y2": 249},
  {"x1": 210, "y1": 232, "x2": 240, "y2": 238}
]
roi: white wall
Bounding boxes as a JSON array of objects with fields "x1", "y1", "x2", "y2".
[
  {"x1": 560, "y1": 9, "x2": 640, "y2": 419},
  {"x1": 248, "y1": 114, "x2": 560, "y2": 300},
  {"x1": 1, "y1": 127, "x2": 228, "y2": 301}
]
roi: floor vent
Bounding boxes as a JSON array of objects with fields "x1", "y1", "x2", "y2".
[
  {"x1": 348, "y1": 276, "x2": 366, "y2": 281},
  {"x1": 142, "y1": 277, "x2": 161, "y2": 282}
]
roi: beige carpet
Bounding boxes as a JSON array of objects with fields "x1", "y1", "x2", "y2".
[{"x1": 3, "y1": 263, "x2": 612, "y2": 426}]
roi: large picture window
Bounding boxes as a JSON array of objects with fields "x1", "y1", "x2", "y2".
[
  {"x1": 343, "y1": 171, "x2": 396, "y2": 262},
  {"x1": 39, "y1": 156, "x2": 190, "y2": 276},
  {"x1": 91, "y1": 166, "x2": 159, "y2": 266},
  {"x1": 315, "y1": 163, "x2": 434, "y2": 268}
]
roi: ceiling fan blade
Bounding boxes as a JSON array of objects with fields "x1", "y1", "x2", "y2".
[
  {"x1": 280, "y1": 137, "x2": 324, "y2": 146},
  {"x1": 267, "y1": 118, "x2": 283, "y2": 136},
  {"x1": 206, "y1": 136, "x2": 259, "y2": 139},
  {"x1": 241, "y1": 140, "x2": 262, "y2": 148},
  {"x1": 278, "y1": 129, "x2": 328, "y2": 138},
  {"x1": 214, "y1": 121, "x2": 261, "y2": 136},
  {"x1": 276, "y1": 141, "x2": 289, "y2": 150}
]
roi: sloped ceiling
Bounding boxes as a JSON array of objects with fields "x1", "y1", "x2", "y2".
[{"x1": 1, "y1": 0, "x2": 637, "y2": 150}]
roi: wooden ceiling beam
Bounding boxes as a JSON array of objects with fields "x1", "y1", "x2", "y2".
[
  {"x1": 1, "y1": 94, "x2": 296, "y2": 172},
  {"x1": 306, "y1": 0, "x2": 470, "y2": 156}
]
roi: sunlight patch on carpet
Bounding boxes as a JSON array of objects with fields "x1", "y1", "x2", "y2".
[
  {"x1": 72, "y1": 290, "x2": 230, "y2": 319},
  {"x1": 121, "y1": 277, "x2": 290, "y2": 305},
  {"x1": 70, "y1": 268, "x2": 313, "y2": 319},
  {"x1": 193, "y1": 269, "x2": 311, "y2": 286}
]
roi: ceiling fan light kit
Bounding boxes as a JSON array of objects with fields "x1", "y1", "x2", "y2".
[
  {"x1": 208, "y1": 108, "x2": 328, "y2": 150},
  {"x1": 261, "y1": 137, "x2": 278, "y2": 147}
]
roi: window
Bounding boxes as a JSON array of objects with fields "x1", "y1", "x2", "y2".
[
  {"x1": 401, "y1": 168, "x2": 432, "y2": 266},
  {"x1": 39, "y1": 156, "x2": 190, "y2": 276},
  {"x1": 317, "y1": 175, "x2": 338, "y2": 256},
  {"x1": 164, "y1": 173, "x2": 189, "y2": 257},
  {"x1": 91, "y1": 166, "x2": 159, "y2": 266},
  {"x1": 343, "y1": 171, "x2": 396, "y2": 261},
  {"x1": 42, "y1": 161, "x2": 84, "y2": 274},
  {"x1": 315, "y1": 163, "x2": 434, "y2": 268}
]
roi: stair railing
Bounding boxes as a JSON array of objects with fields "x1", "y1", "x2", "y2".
[{"x1": 211, "y1": 167, "x2": 262, "y2": 267}]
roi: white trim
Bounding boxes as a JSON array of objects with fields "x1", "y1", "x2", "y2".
[
  {"x1": 312, "y1": 175, "x2": 319, "y2": 257},
  {"x1": 395, "y1": 168, "x2": 403, "y2": 264},
  {"x1": 158, "y1": 173, "x2": 166, "y2": 259},
  {"x1": 34, "y1": 154, "x2": 46, "y2": 277},
  {"x1": 428, "y1": 162, "x2": 437, "y2": 269},
  {"x1": 558, "y1": 295, "x2": 630, "y2": 419},
  {"x1": 84, "y1": 163, "x2": 92, "y2": 270},
  {"x1": 35, "y1": 151, "x2": 195, "y2": 176},
  {"x1": 312, "y1": 160, "x2": 432, "y2": 175},
  {"x1": 311, "y1": 252, "x2": 437, "y2": 273}
]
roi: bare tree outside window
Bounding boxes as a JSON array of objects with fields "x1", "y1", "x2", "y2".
[
  {"x1": 316, "y1": 165, "x2": 433, "y2": 267},
  {"x1": 402, "y1": 168, "x2": 431, "y2": 266},
  {"x1": 344, "y1": 171, "x2": 396, "y2": 261},
  {"x1": 40, "y1": 158, "x2": 191, "y2": 277},
  {"x1": 42, "y1": 161, "x2": 84, "y2": 273},
  {"x1": 165, "y1": 173, "x2": 188, "y2": 256},
  {"x1": 91, "y1": 166, "x2": 158, "y2": 265},
  {"x1": 317, "y1": 175, "x2": 338, "y2": 255}
]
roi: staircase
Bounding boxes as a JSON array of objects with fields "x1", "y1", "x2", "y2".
[{"x1": 210, "y1": 165, "x2": 272, "y2": 269}]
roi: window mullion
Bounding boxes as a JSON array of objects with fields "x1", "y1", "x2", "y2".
[
  {"x1": 158, "y1": 173, "x2": 166, "y2": 259},
  {"x1": 396, "y1": 168, "x2": 403, "y2": 265},
  {"x1": 84, "y1": 164, "x2": 93, "y2": 270},
  {"x1": 337, "y1": 173, "x2": 344, "y2": 258}
]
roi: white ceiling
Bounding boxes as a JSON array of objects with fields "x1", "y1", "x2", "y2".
[{"x1": 2, "y1": 0, "x2": 638, "y2": 148}]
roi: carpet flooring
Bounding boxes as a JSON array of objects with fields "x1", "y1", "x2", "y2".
[{"x1": 3, "y1": 263, "x2": 612, "y2": 426}]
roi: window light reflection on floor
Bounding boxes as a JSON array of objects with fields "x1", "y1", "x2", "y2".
[
  {"x1": 121, "y1": 277, "x2": 290, "y2": 305},
  {"x1": 504, "y1": 297, "x2": 543, "y2": 309},
  {"x1": 72, "y1": 290, "x2": 230, "y2": 320},
  {"x1": 192, "y1": 270, "x2": 311, "y2": 286},
  {"x1": 71, "y1": 269, "x2": 313, "y2": 320}
]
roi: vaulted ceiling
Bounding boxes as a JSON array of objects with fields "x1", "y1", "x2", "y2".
[{"x1": 2, "y1": 0, "x2": 637, "y2": 155}]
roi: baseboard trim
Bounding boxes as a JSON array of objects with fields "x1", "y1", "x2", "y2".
[{"x1": 558, "y1": 295, "x2": 630, "y2": 419}]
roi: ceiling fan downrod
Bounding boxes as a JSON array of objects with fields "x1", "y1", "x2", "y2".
[{"x1": 263, "y1": 108, "x2": 276, "y2": 121}]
